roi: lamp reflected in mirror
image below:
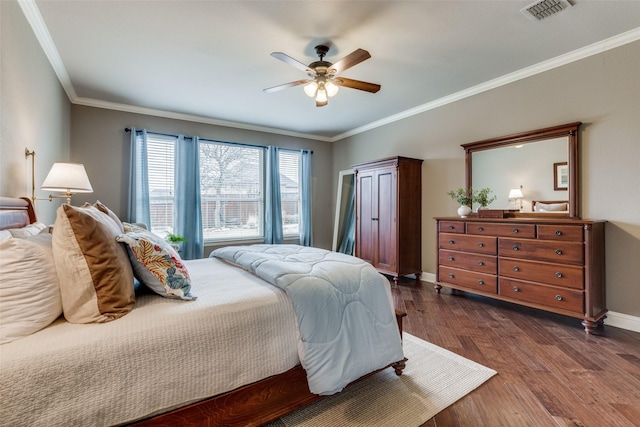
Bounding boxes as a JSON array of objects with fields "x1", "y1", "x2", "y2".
[{"x1": 508, "y1": 185, "x2": 524, "y2": 210}]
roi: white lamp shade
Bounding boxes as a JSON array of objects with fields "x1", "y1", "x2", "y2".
[
  {"x1": 41, "y1": 162, "x2": 93, "y2": 193},
  {"x1": 508, "y1": 188, "x2": 524, "y2": 199}
]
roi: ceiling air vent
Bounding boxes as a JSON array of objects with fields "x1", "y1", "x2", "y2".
[{"x1": 521, "y1": 0, "x2": 572, "y2": 21}]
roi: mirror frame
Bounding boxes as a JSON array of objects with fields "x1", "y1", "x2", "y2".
[{"x1": 462, "y1": 122, "x2": 581, "y2": 218}]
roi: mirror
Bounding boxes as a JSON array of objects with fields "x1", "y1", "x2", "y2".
[{"x1": 463, "y1": 122, "x2": 581, "y2": 218}]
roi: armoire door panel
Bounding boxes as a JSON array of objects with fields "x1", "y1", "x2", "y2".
[
  {"x1": 356, "y1": 172, "x2": 374, "y2": 264},
  {"x1": 376, "y1": 169, "x2": 396, "y2": 270}
]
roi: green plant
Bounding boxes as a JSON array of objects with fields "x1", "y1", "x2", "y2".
[
  {"x1": 165, "y1": 233, "x2": 187, "y2": 244},
  {"x1": 473, "y1": 187, "x2": 497, "y2": 207},
  {"x1": 447, "y1": 188, "x2": 473, "y2": 206}
]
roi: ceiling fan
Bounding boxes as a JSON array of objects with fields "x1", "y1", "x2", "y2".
[{"x1": 264, "y1": 45, "x2": 381, "y2": 107}]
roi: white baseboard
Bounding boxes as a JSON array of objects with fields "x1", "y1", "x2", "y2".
[
  {"x1": 419, "y1": 272, "x2": 639, "y2": 334},
  {"x1": 605, "y1": 311, "x2": 640, "y2": 333},
  {"x1": 420, "y1": 271, "x2": 436, "y2": 283}
]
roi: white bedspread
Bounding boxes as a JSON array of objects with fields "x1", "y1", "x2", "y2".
[
  {"x1": 0, "y1": 258, "x2": 300, "y2": 427},
  {"x1": 211, "y1": 244, "x2": 405, "y2": 395}
]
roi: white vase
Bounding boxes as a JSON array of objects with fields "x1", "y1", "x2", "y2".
[{"x1": 457, "y1": 205, "x2": 472, "y2": 218}]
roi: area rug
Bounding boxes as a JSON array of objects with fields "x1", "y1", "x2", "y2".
[{"x1": 265, "y1": 333, "x2": 497, "y2": 427}]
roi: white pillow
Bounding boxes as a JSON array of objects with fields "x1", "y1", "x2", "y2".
[
  {"x1": 535, "y1": 202, "x2": 567, "y2": 212},
  {"x1": 6, "y1": 222, "x2": 46, "y2": 238},
  {"x1": 0, "y1": 233, "x2": 62, "y2": 344}
]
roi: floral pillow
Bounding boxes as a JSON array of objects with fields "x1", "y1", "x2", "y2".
[{"x1": 116, "y1": 230, "x2": 196, "y2": 300}]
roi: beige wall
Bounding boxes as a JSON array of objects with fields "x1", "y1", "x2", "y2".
[
  {"x1": 1, "y1": 0, "x2": 71, "y2": 224},
  {"x1": 69, "y1": 105, "x2": 334, "y2": 250},
  {"x1": 333, "y1": 40, "x2": 640, "y2": 318}
]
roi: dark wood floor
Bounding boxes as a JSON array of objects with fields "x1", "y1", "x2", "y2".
[{"x1": 390, "y1": 277, "x2": 640, "y2": 427}]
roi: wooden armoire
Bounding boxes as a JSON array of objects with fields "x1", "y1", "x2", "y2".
[{"x1": 353, "y1": 156, "x2": 423, "y2": 284}]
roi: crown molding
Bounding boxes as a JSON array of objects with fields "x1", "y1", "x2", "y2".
[
  {"x1": 331, "y1": 26, "x2": 640, "y2": 142},
  {"x1": 18, "y1": 0, "x2": 640, "y2": 143},
  {"x1": 17, "y1": 0, "x2": 77, "y2": 101},
  {"x1": 73, "y1": 97, "x2": 333, "y2": 142}
]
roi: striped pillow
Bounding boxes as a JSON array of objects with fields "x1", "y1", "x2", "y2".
[{"x1": 52, "y1": 204, "x2": 135, "y2": 323}]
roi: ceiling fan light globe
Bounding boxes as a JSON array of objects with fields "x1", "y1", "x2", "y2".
[
  {"x1": 316, "y1": 87, "x2": 328, "y2": 103},
  {"x1": 326, "y1": 81, "x2": 339, "y2": 97},
  {"x1": 303, "y1": 81, "x2": 318, "y2": 97}
]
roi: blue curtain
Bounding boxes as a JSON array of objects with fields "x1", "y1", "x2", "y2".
[
  {"x1": 337, "y1": 176, "x2": 355, "y2": 255},
  {"x1": 299, "y1": 150, "x2": 313, "y2": 246},
  {"x1": 127, "y1": 128, "x2": 151, "y2": 226},
  {"x1": 174, "y1": 135, "x2": 204, "y2": 259},
  {"x1": 264, "y1": 146, "x2": 283, "y2": 244}
]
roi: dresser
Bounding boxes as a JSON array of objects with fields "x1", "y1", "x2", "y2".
[
  {"x1": 353, "y1": 156, "x2": 423, "y2": 284},
  {"x1": 434, "y1": 217, "x2": 607, "y2": 333}
]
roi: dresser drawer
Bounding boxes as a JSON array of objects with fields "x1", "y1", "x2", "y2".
[
  {"x1": 466, "y1": 222, "x2": 536, "y2": 239},
  {"x1": 439, "y1": 266, "x2": 497, "y2": 293},
  {"x1": 439, "y1": 221, "x2": 465, "y2": 234},
  {"x1": 499, "y1": 278, "x2": 583, "y2": 314},
  {"x1": 439, "y1": 233, "x2": 497, "y2": 255},
  {"x1": 537, "y1": 224, "x2": 583, "y2": 242},
  {"x1": 499, "y1": 238, "x2": 583, "y2": 265},
  {"x1": 498, "y1": 258, "x2": 583, "y2": 289},
  {"x1": 439, "y1": 249, "x2": 497, "y2": 274}
]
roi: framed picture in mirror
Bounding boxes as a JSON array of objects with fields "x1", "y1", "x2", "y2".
[{"x1": 554, "y1": 162, "x2": 569, "y2": 190}]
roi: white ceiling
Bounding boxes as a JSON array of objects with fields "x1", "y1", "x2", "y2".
[{"x1": 24, "y1": 0, "x2": 640, "y2": 141}]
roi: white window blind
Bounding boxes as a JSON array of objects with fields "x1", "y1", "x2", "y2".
[
  {"x1": 279, "y1": 150, "x2": 300, "y2": 236},
  {"x1": 147, "y1": 134, "x2": 175, "y2": 234}
]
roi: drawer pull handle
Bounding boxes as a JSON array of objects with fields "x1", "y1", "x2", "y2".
[
  {"x1": 513, "y1": 286, "x2": 520, "y2": 292},
  {"x1": 513, "y1": 245, "x2": 519, "y2": 251},
  {"x1": 449, "y1": 240, "x2": 455, "y2": 244},
  {"x1": 555, "y1": 272, "x2": 563, "y2": 278},
  {"x1": 478, "y1": 227, "x2": 484, "y2": 232},
  {"x1": 478, "y1": 280, "x2": 484, "y2": 285},
  {"x1": 513, "y1": 266, "x2": 520, "y2": 272},
  {"x1": 477, "y1": 261, "x2": 484, "y2": 266},
  {"x1": 478, "y1": 242, "x2": 484, "y2": 248},
  {"x1": 556, "y1": 295, "x2": 563, "y2": 301},
  {"x1": 449, "y1": 256, "x2": 454, "y2": 261},
  {"x1": 556, "y1": 249, "x2": 563, "y2": 255},
  {"x1": 449, "y1": 273, "x2": 454, "y2": 279},
  {"x1": 449, "y1": 225, "x2": 454, "y2": 230},
  {"x1": 556, "y1": 230, "x2": 562, "y2": 236},
  {"x1": 513, "y1": 228, "x2": 519, "y2": 233}
]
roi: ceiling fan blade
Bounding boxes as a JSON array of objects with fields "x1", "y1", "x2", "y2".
[
  {"x1": 271, "y1": 52, "x2": 313, "y2": 74},
  {"x1": 329, "y1": 49, "x2": 371, "y2": 74},
  {"x1": 263, "y1": 79, "x2": 310, "y2": 93},
  {"x1": 334, "y1": 77, "x2": 381, "y2": 93}
]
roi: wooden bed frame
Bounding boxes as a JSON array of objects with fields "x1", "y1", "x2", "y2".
[{"x1": 0, "y1": 196, "x2": 407, "y2": 427}]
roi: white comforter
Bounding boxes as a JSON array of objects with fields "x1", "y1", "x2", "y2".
[
  {"x1": 0, "y1": 258, "x2": 300, "y2": 427},
  {"x1": 211, "y1": 244, "x2": 405, "y2": 395}
]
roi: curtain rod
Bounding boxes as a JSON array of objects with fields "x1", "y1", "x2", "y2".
[{"x1": 125, "y1": 128, "x2": 312, "y2": 154}]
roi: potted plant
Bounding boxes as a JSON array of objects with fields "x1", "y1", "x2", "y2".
[
  {"x1": 473, "y1": 187, "x2": 497, "y2": 210},
  {"x1": 447, "y1": 188, "x2": 473, "y2": 217},
  {"x1": 165, "y1": 233, "x2": 186, "y2": 252}
]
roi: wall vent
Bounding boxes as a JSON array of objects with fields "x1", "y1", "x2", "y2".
[{"x1": 521, "y1": 0, "x2": 572, "y2": 21}]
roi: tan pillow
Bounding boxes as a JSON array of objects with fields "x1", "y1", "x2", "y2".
[{"x1": 52, "y1": 204, "x2": 135, "y2": 323}]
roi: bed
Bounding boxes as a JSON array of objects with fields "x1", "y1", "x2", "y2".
[{"x1": 0, "y1": 197, "x2": 406, "y2": 427}]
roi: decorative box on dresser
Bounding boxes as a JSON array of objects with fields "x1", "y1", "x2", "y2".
[
  {"x1": 353, "y1": 156, "x2": 423, "y2": 285},
  {"x1": 434, "y1": 217, "x2": 607, "y2": 333}
]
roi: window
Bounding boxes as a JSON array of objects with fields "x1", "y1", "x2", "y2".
[
  {"x1": 142, "y1": 133, "x2": 302, "y2": 242},
  {"x1": 199, "y1": 141, "x2": 264, "y2": 241},
  {"x1": 146, "y1": 134, "x2": 176, "y2": 235}
]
